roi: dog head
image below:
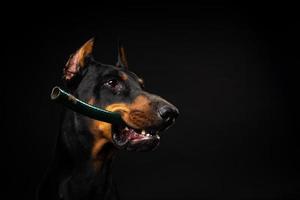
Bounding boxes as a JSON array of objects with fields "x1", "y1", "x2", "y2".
[{"x1": 63, "y1": 38, "x2": 179, "y2": 152}]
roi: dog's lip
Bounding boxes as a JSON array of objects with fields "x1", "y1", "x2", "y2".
[{"x1": 112, "y1": 124, "x2": 160, "y2": 151}]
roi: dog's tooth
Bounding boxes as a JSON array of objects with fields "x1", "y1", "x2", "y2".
[
  {"x1": 141, "y1": 130, "x2": 146, "y2": 135},
  {"x1": 146, "y1": 134, "x2": 150, "y2": 137},
  {"x1": 156, "y1": 135, "x2": 160, "y2": 139},
  {"x1": 125, "y1": 127, "x2": 129, "y2": 131}
]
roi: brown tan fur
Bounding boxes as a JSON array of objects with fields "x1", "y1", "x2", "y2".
[
  {"x1": 119, "y1": 71, "x2": 128, "y2": 81},
  {"x1": 88, "y1": 94, "x2": 156, "y2": 169}
]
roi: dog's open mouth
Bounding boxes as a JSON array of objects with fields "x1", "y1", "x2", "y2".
[{"x1": 112, "y1": 124, "x2": 160, "y2": 151}]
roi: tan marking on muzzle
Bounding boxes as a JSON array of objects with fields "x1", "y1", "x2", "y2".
[
  {"x1": 125, "y1": 95, "x2": 156, "y2": 128},
  {"x1": 99, "y1": 96, "x2": 154, "y2": 129},
  {"x1": 105, "y1": 95, "x2": 156, "y2": 129},
  {"x1": 88, "y1": 95, "x2": 155, "y2": 164}
]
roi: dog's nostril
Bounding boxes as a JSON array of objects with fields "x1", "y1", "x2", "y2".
[{"x1": 158, "y1": 106, "x2": 179, "y2": 123}]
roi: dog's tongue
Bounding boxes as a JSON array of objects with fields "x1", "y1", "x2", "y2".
[
  {"x1": 123, "y1": 128, "x2": 145, "y2": 140},
  {"x1": 113, "y1": 128, "x2": 143, "y2": 146},
  {"x1": 113, "y1": 126, "x2": 161, "y2": 151}
]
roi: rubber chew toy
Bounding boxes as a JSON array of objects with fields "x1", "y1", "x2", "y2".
[{"x1": 50, "y1": 86, "x2": 124, "y2": 125}]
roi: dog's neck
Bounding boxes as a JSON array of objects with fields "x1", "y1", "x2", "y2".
[
  {"x1": 57, "y1": 110, "x2": 118, "y2": 200},
  {"x1": 61, "y1": 109, "x2": 116, "y2": 163}
]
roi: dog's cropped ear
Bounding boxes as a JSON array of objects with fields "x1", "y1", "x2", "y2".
[
  {"x1": 63, "y1": 38, "x2": 94, "y2": 81},
  {"x1": 116, "y1": 40, "x2": 129, "y2": 69}
]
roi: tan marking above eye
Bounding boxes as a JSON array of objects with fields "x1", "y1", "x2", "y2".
[
  {"x1": 119, "y1": 72, "x2": 128, "y2": 81},
  {"x1": 138, "y1": 78, "x2": 144, "y2": 85}
]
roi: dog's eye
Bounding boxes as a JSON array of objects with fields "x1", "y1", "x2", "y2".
[
  {"x1": 105, "y1": 79, "x2": 118, "y2": 87},
  {"x1": 103, "y1": 79, "x2": 123, "y2": 91}
]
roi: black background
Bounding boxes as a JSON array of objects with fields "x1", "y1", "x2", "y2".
[{"x1": 3, "y1": 2, "x2": 299, "y2": 200}]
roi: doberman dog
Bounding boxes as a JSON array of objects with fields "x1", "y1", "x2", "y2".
[{"x1": 37, "y1": 38, "x2": 179, "y2": 200}]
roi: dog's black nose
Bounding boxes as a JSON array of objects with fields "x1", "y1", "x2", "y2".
[{"x1": 158, "y1": 105, "x2": 179, "y2": 130}]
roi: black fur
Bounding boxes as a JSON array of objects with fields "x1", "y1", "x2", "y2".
[{"x1": 37, "y1": 45, "x2": 178, "y2": 200}]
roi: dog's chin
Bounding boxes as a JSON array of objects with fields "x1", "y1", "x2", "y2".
[{"x1": 112, "y1": 124, "x2": 160, "y2": 152}]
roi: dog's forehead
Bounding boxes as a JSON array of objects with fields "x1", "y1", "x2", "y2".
[
  {"x1": 96, "y1": 64, "x2": 143, "y2": 84},
  {"x1": 121, "y1": 71, "x2": 145, "y2": 87}
]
